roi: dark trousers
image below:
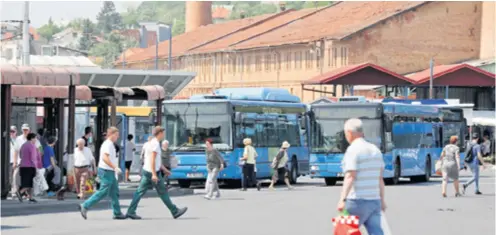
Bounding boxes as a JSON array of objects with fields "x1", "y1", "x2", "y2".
[{"x1": 242, "y1": 164, "x2": 257, "y2": 189}]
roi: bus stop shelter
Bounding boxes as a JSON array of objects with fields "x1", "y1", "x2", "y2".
[
  {"x1": 1, "y1": 65, "x2": 196, "y2": 198},
  {"x1": 301, "y1": 63, "x2": 416, "y2": 99}
]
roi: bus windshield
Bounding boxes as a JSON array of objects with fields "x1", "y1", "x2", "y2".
[
  {"x1": 311, "y1": 118, "x2": 382, "y2": 153},
  {"x1": 164, "y1": 103, "x2": 232, "y2": 151}
]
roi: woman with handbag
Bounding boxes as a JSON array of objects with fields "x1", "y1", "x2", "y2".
[
  {"x1": 240, "y1": 138, "x2": 261, "y2": 191},
  {"x1": 440, "y1": 136, "x2": 461, "y2": 197},
  {"x1": 268, "y1": 141, "x2": 293, "y2": 190}
]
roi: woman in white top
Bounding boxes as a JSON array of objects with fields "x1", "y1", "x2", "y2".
[
  {"x1": 268, "y1": 141, "x2": 293, "y2": 190},
  {"x1": 74, "y1": 138, "x2": 96, "y2": 199},
  {"x1": 240, "y1": 138, "x2": 260, "y2": 191}
]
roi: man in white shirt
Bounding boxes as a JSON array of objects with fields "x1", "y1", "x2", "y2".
[
  {"x1": 79, "y1": 127, "x2": 126, "y2": 220},
  {"x1": 74, "y1": 138, "x2": 97, "y2": 199},
  {"x1": 337, "y1": 119, "x2": 386, "y2": 235},
  {"x1": 125, "y1": 134, "x2": 136, "y2": 182},
  {"x1": 126, "y1": 126, "x2": 188, "y2": 220}
]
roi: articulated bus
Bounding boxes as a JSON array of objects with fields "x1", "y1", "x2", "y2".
[
  {"x1": 309, "y1": 97, "x2": 466, "y2": 185},
  {"x1": 163, "y1": 88, "x2": 310, "y2": 188}
]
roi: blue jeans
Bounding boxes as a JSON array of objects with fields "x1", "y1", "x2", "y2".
[
  {"x1": 346, "y1": 199, "x2": 384, "y2": 235},
  {"x1": 465, "y1": 163, "x2": 480, "y2": 192},
  {"x1": 82, "y1": 168, "x2": 122, "y2": 216}
]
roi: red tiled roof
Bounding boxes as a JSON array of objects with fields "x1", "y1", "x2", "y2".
[
  {"x1": 121, "y1": 1, "x2": 428, "y2": 64},
  {"x1": 190, "y1": 8, "x2": 322, "y2": 54},
  {"x1": 2, "y1": 26, "x2": 40, "y2": 40},
  {"x1": 122, "y1": 13, "x2": 275, "y2": 63},
  {"x1": 212, "y1": 6, "x2": 231, "y2": 19},
  {"x1": 233, "y1": 1, "x2": 427, "y2": 49},
  {"x1": 303, "y1": 63, "x2": 415, "y2": 85},
  {"x1": 407, "y1": 63, "x2": 496, "y2": 86}
]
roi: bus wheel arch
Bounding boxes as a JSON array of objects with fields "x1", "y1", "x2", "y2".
[
  {"x1": 289, "y1": 155, "x2": 299, "y2": 184},
  {"x1": 178, "y1": 180, "x2": 191, "y2": 188},
  {"x1": 386, "y1": 156, "x2": 401, "y2": 185}
]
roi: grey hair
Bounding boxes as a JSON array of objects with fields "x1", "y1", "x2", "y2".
[
  {"x1": 162, "y1": 140, "x2": 169, "y2": 146},
  {"x1": 344, "y1": 118, "x2": 363, "y2": 134},
  {"x1": 76, "y1": 138, "x2": 86, "y2": 146}
]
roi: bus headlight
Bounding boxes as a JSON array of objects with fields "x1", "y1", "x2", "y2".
[{"x1": 310, "y1": 165, "x2": 319, "y2": 171}]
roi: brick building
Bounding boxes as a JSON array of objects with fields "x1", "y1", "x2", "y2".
[{"x1": 118, "y1": 1, "x2": 492, "y2": 102}]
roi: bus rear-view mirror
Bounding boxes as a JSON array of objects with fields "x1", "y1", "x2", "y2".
[{"x1": 299, "y1": 116, "x2": 307, "y2": 129}]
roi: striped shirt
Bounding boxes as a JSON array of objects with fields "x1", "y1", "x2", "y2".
[{"x1": 342, "y1": 138, "x2": 384, "y2": 200}]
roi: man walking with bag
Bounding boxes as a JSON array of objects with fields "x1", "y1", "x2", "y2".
[
  {"x1": 462, "y1": 133, "x2": 485, "y2": 195},
  {"x1": 78, "y1": 127, "x2": 125, "y2": 220},
  {"x1": 126, "y1": 126, "x2": 187, "y2": 220},
  {"x1": 337, "y1": 119, "x2": 387, "y2": 235}
]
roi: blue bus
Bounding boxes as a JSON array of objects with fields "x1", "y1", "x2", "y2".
[
  {"x1": 163, "y1": 88, "x2": 310, "y2": 188},
  {"x1": 308, "y1": 97, "x2": 466, "y2": 185}
]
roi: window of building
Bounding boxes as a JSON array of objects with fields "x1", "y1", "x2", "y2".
[
  {"x1": 306, "y1": 51, "x2": 315, "y2": 69},
  {"x1": 332, "y1": 47, "x2": 338, "y2": 67},
  {"x1": 286, "y1": 52, "x2": 292, "y2": 70},
  {"x1": 264, "y1": 54, "x2": 271, "y2": 72},
  {"x1": 232, "y1": 57, "x2": 237, "y2": 74},
  {"x1": 275, "y1": 53, "x2": 281, "y2": 70},
  {"x1": 245, "y1": 55, "x2": 251, "y2": 73},
  {"x1": 294, "y1": 52, "x2": 298, "y2": 69},
  {"x1": 298, "y1": 51, "x2": 303, "y2": 69},
  {"x1": 327, "y1": 48, "x2": 331, "y2": 67},
  {"x1": 341, "y1": 47, "x2": 348, "y2": 66},
  {"x1": 255, "y1": 55, "x2": 262, "y2": 71}
]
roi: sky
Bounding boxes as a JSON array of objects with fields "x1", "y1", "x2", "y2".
[{"x1": 0, "y1": 1, "x2": 142, "y2": 28}]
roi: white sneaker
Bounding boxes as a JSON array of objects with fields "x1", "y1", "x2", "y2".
[{"x1": 204, "y1": 195, "x2": 212, "y2": 200}]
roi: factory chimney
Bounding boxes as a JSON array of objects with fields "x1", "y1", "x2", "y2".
[{"x1": 186, "y1": 1, "x2": 213, "y2": 33}]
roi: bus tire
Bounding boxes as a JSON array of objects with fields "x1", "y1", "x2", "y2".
[
  {"x1": 324, "y1": 178, "x2": 337, "y2": 186},
  {"x1": 178, "y1": 180, "x2": 191, "y2": 189},
  {"x1": 386, "y1": 158, "x2": 401, "y2": 185},
  {"x1": 411, "y1": 156, "x2": 431, "y2": 183},
  {"x1": 289, "y1": 157, "x2": 298, "y2": 184}
]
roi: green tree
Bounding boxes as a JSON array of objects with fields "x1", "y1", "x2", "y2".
[
  {"x1": 89, "y1": 32, "x2": 124, "y2": 68},
  {"x1": 78, "y1": 19, "x2": 95, "y2": 51},
  {"x1": 37, "y1": 17, "x2": 62, "y2": 42},
  {"x1": 302, "y1": 1, "x2": 333, "y2": 9},
  {"x1": 96, "y1": 1, "x2": 123, "y2": 34}
]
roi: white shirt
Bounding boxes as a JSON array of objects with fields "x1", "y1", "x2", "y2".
[
  {"x1": 98, "y1": 139, "x2": 118, "y2": 171},
  {"x1": 143, "y1": 138, "x2": 161, "y2": 173},
  {"x1": 74, "y1": 147, "x2": 94, "y2": 167},
  {"x1": 125, "y1": 141, "x2": 136, "y2": 162},
  {"x1": 342, "y1": 138, "x2": 384, "y2": 200},
  {"x1": 14, "y1": 135, "x2": 27, "y2": 153},
  {"x1": 10, "y1": 136, "x2": 17, "y2": 164}
]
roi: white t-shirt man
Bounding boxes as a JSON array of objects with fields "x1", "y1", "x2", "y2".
[
  {"x1": 98, "y1": 139, "x2": 118, "y2": 171},
  {"x1": 10, "y1": 137, "x2": 17, "y2": 164},
  {"x1": 74, "y1": 147, "x2": 94, "y2": 167},
  {"x1": 125, "y1": 140, "x2": 136, "y2": 162},
  {"x1": 143, "y1": 138, "x2": 161, "y2": 173}
]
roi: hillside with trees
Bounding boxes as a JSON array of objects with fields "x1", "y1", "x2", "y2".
[{"x1": 36, "y1": 1, "x2": 333, "y2": 68}]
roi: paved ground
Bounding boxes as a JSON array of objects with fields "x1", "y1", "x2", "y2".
[{"x1": 1, "y1": 169, "x2": 494, "y2": 235}]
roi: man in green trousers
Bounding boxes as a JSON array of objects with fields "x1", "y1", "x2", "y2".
[
  {"x1": 126, "y1": 126, "x2": 187, "y2": 220},
  {"x1": 79, "y1": 127, "x2": 126, "y2": 220}
]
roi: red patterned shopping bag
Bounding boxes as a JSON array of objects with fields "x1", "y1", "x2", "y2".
[{"x1": 332, "y1": 211, "x2": 361, "y2": 235}]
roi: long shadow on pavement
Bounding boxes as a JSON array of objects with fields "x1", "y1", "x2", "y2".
[
  {"x1": 1, "y1": 188, "x2": 193, "y2": 218},
  {"x1": 1, "y1": 225, "x2": 29, "y2": 231}
]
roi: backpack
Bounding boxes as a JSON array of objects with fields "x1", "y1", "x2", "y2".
[{"x1": 464, "y1": 144, "x2": 474, "y2": 164}]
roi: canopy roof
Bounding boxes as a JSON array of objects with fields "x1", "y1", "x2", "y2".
[{"x1": 407, "y1": 64, "x2": 495, "y2": 87}]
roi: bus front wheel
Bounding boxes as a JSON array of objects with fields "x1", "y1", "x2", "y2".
[
  {"x1": 385, "y1": 158, "x2": 401, "y2": 185},
  {"x1": 411, "y1": 156, "x2": 431, "y2": 183},
  {"x1": 324, "y1": 178, "x2": 337, "y2": 186},
  {"x1": 289, "y1": 158, "x2": 298, "y2": 184},
  {"x1": 178, "y1": 180, "x2": 191, "y2": 189}
]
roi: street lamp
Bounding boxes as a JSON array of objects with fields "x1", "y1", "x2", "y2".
[{"x1": 138, "y1": 21, "x2": 173, "y2": 70}]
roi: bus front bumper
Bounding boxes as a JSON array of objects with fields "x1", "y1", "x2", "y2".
[
  {"x1": 309, "y1": 164, "x2": 344, "y2": 178},
  {"x1": 169, "y1": 165, "x2": 240, "y2": 180}
]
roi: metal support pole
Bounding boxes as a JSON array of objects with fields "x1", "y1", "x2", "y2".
[
  {"x1": 403, "y1": 86, "x2": 409, "y2": 98},
  {"x1": 22, "y1": 1, "x2": 30, "y2": 66},
  {"x1": 110, "y1": 99, "x2": 117, "y2": 127},
  {"x1": 67, "y1": 78, "x2": 76, "y2": 155},
  {"x1": 429, "y1": 58, "x2": 434, "y2": 99},
  {"x1": 350, "y1": 85, "x2": 354, "y2": 96},
  {"x1": 1, "y1": 85, "x2": 12, "y2": 199},
  {"x1": 333, "y1": 85, "x2": 337, "y2": 97},
  {"x1": 156, "y1": 99, "x2": 163, "y2": 126},
  {"x1": 155, "y1": 42, "x2": 159, "y2": 70},
  {"x1": 168, "y1": 27, "x2": 172, "y2": 70},
  {"x1": 55, "y1": 99, "x2": 65, "y2": 185},
  {"x1": 445, "y1": 86, "x2": 449, "y2": 99}
]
